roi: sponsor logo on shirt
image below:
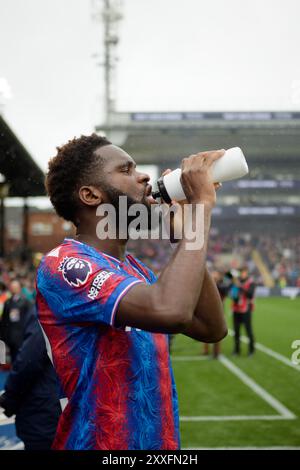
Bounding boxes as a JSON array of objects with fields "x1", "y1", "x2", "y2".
[
  {"x1": 88, "y1": 270, "x2": 113, "y2": 300},
  {"x1": 58, "y1": 257, "x2": 92, "y2": 287}
]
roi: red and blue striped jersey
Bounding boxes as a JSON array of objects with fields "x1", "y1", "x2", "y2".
[{"x1": 36, "y1": 238, "x2": 180, "y2": 450}]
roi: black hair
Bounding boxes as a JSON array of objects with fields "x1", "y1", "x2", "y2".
[{"x1": 45, "y1": 133, "x2": 111, "y2": 224}]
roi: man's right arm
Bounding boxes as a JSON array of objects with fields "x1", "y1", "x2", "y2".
[
  {"x1": 116, "y1": 150, "x2": 225, "y2": 334},
  {"x1": 116, "y1": 204, "x2": 212, "y2": 333}
]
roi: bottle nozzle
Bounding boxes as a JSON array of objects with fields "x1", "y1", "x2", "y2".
[{"x1": 151, "y1": 190, "x2": 161, "y2": 200}]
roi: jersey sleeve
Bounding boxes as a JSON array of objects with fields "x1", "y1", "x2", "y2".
[
  {"x1": 36, "y1": 254, "x2": 143, "y2": 327},
  {"x1": 127, "y1": 254, "x2": 158, "y2": 284}
]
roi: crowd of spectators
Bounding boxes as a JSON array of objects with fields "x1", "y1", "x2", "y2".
[
  {"x1": 128, "y1": 233, "x2": 300, "y2": 287},
  {"x1": 0, "y1": 259, "x2": 36, "y2": 315},
  {"x1": 0, "y1": 232, "x2": 299, "y2": 334},
  {"x1": 0, "y1": 259, "x2": 37, "y2": 366},
  {"x1": 255, "y1": 235, "x2": 300, "y2": 287}
]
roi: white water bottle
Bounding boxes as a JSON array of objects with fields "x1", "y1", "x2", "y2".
[{"x1": 152, "y1": 147, "x2": 249, "y2": 203}]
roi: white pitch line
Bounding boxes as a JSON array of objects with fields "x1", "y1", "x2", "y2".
[
  {"x1": 183, "y1": 446, "x2": 300, "y2": 450},
  {"x1": 180, "y1": 415, "x2": 290, "y2": 422},
  {"x1": 228, "y1": 329, "x2": 300, "y2": 372},
  {"x1": 172, "y1": 356, "x2": 210, "y2": 361},
  {"x1": 219, "y1": 355, "x2": 296, "y2": 419},
  {"x1": 172, "y1": 354, "x2": 296, "y2": 421}
]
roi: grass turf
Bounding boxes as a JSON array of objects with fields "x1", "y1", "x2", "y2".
[{"x1": 171, "y1": 297, "x2": 300, "y2": 448}]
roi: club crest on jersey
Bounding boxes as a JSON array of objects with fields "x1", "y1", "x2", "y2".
[{"x1": 58, "y1": 257, "x2": 92, "y2": 287}]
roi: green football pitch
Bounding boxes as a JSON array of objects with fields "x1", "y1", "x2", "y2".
[{"x1": 171, "y1": 297, "x2": 300, "y2": 449}]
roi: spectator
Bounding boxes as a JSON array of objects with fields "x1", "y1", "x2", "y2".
[
  {"x1": 0, "y1": 280, "x2": 32, "y2": 363},
  {"x1": 202, "y1": 270, "x2": 232, "y2": 359},
  {"x1": 21, "y1": 277, "x2": 36, "y2": 303},
  {"x1": 0, "y1": 281, "x2": 8, "y2": 319},
  {"x1": 230, "y1": 267, "x2": 256, "y2": 356}
]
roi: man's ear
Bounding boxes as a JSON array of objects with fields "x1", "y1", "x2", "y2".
[{"x1": 78, "y1": 185, "x2": 104, "y2": 207}]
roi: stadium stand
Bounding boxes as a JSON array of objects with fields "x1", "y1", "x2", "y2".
[
  {"x1": 0, "y1": 110, "x2": 299, "y2": 449},
  {"x1": 0, "y1": 114, "x2": 45, "y2": 258},
  {"x1": 98, "y1": 111, "x2": 300, "y2": 291},
  {"x1": 0, "y1": 114, "x2": 45, "y2": 197}
]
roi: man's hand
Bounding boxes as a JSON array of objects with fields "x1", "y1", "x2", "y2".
[
  {"x1": 116, "y1": 152, "x2": 225, "y2": 336},
  {"x1": 160, "y1": 168, "x2": 222, "y2": 243},
  {"x1": 180, "y1": 150, "x2": 225, "y2": 206}
]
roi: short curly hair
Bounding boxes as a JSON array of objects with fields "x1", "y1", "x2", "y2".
[{"x1": 45, "y1": 133, "x2": 111, "y2": 224}]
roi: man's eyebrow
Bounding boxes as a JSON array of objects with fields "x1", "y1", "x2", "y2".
[{"x1": 117, "y1": 161, "x2": 136, "y2": 169}]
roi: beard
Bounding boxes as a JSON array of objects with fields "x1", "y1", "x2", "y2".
[{"x1": 102, "y1": 185, "x2": 158, "y2": 236}]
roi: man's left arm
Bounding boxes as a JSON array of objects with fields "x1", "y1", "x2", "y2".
[
  {"x1": 162, "y1": 184, "x2": 227, "y2": 344},
  {"x1": 182, "y1": 267, "x2": 227, "y2": 343}
]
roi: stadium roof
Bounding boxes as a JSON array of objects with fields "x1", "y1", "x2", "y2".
[
  {"x1": 0, "y1": 114, "x2": 45, "y2": 197},
  {"x1": 96, "y1": 111, "x2": 300, "y2": 166}
]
